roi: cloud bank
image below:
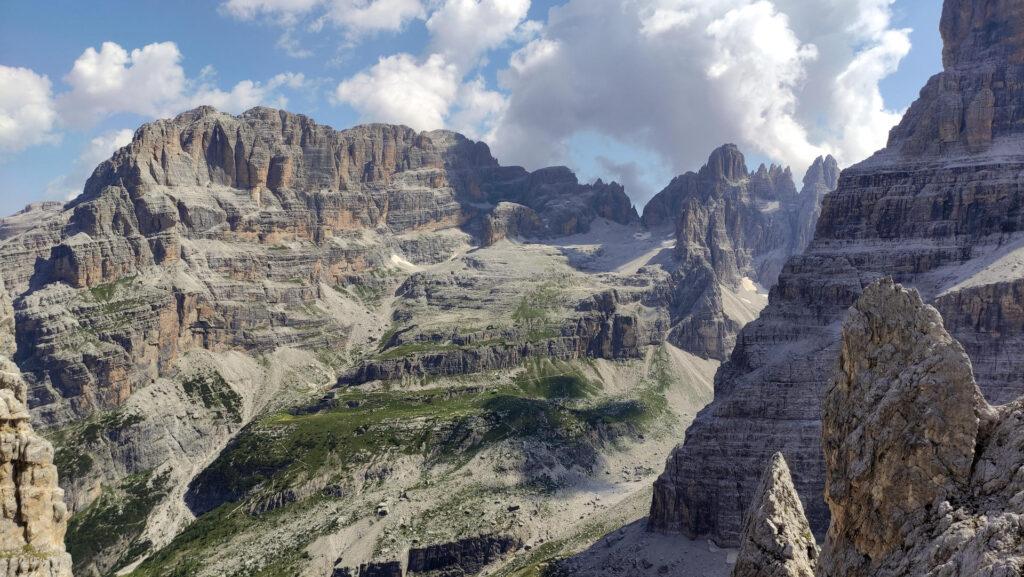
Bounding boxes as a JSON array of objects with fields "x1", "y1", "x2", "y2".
[{"x1": 488, "y1": 0, "x2": 911, "y2": 179}]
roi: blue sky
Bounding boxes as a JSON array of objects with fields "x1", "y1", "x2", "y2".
[{"x1": 0, "y1": 0, "x2": 942, "y2": 217}]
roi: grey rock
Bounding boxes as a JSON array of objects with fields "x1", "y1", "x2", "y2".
[
  {"x1": 650, "y1": 0, "x2": 1024, "y2": 546},
  {"x1": 732, "y1": 453, "x2": 817, "y2": 577},
  {"x1": 642, "y1": 146, "x2": 837, "y2": 360},
  {"x1": 817, "y1": 279, "x2": 1023, "y2": 577}
]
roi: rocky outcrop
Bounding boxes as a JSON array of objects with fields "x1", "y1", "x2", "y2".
[
  {"x1": 406, "y1": 534, "x2": 522, "y2": 576},
  {"x1": 650, "y1": 0, "x2": 1024, "y2": 546},
  {"x1": 731, "y1": 453, "x2": 817, "y2": 577},
  {"x1": 641, "y1": 145, "x2": 837, "y2": 360},
  {"x1": 481, "y1": 202, "x2": 545, "y2": 244},
  {"x1": 0, "y1": 278, "x2": 72, "y2": 577},
  {"x1": 341, "y1": 291, "x2": 663, "y2": 386},
  {"x1": 817, "y1": 279, "x2": 1023, "y2": 577}
]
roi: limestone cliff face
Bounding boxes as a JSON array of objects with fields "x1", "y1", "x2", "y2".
[
  {"x1": 731, "y1": 453, "x2": 817, "y2": 577},
  {"x1": 0, "y1": 272, "x2": 72, "y2": 577},
  {"x1": 818, "y1": 280, "x2": 1023, "y2": 577},
  {"x1": 650, "y1": 0, "x2": 1024, "y2": 546},
  {"x1": 641, "y1": 146, "x2": 837, "y2": 360},
  {"x1": 0, "y1": 107, "x2": 637, "y2": 426}
]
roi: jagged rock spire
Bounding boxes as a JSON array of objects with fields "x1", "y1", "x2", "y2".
[
  {"x1": 818, "y1": 278, "x2": 1023, "y2": 577},
  {"x1": 0, "y1": 272, "x2": 72, "y2": 576},
  {"x1": 732, "y1": 452, "x2": 818, "y2": 577}
]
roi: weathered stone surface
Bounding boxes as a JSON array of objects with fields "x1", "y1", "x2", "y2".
[
  {"x1": 641, "y1": 146, "x2": 837, "y2": 360},
  {"x1": 0, "y1": 273, "x2": 72, "y2": 576},
  {"x1": 650, "y1": 0, "x2": 1024, "y2": 547},
  {"x1": 406, "y1": 534, "x2": 522, "y2": 576},
  {"x1": 817, "y1": 279, "x2": 1024, "y2": 577},
  {"x1": 731, "y1": 453, "x2": 817, "y2": 577},
  {"x1": 0, "y1": 107, "x2": 638, "y2": 426}
]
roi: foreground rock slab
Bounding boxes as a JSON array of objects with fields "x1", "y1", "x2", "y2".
[
  {"x1": 818, "y1": 279, "x2": 1024, "y2": 577},
  {"x1": 731, "y1": 453, "x2": 817, "y2": 577}
]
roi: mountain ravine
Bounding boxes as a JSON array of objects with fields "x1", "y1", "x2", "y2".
[{"x1": 0, "y1": 104, "x2": 833, "y2": 577}]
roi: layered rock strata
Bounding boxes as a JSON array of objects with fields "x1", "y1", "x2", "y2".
[
  {"x1": 0, "y1": 274, "x2": 72, "y2": 577},
  {"x1": 731, "y1": 453, "x2": 817, "y2": 577},
  {"x1": 650, "y1": 0, "x2": 1024, "y2": 546},
  {"x1": 818, "y1": 279, "x2": 1024, "y2": 577},
  {"x1": 642, "y1": 146, "x2": 837, "y2": 359},
  {"x1": 0, "y1": 106, "x2": 638, "y2": 426}
]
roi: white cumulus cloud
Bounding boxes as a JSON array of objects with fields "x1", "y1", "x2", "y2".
[
  {"x1": 427, "y1": 0, "x2": 532, "y2": 70},
  {"x1": 45, "y1": 128, "x2": 135, "y2": 200},
  {"x1": 336, "y1": 54, "x2": 460, "y2": 130},
  {"x1": 59, "y1": 41, "x2": 187, "y2": 126},
  {"x1": 57, "y1": 41, "x2": 306, "y2": 127},
  {"x1": 489, "y1": 0, "x2": 912, "y2": 182},
  {"x1": 0, "y1": 66, "x2": 60, "y2": 153}
]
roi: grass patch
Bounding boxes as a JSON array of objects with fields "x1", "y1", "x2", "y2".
[
  {"x1": 67, "y1": 470, "x2": 171, "y2": 576},
  {"x1": 88, "y1": 275, "x2": 137, "y2": 302},
  {"x1": 181, "y1": 371, "x2": 243, "y2": 423},
  {"x1": 514, "y1": 358, "x2": 601, "y2": 399}
]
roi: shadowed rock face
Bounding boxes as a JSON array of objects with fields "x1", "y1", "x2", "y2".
[
  {"x1": 650, "y1": 0, "x2": 1024, "y2": 547},
  {"x1": 641, "y1": 146, "x2": 838, "y2": 360},
  {"x1": 731, "y1": 452, "x2": 817, "y2": 577},
  {"x1": 818, "y1": 280, "x2": 1024, "y2": 577}
]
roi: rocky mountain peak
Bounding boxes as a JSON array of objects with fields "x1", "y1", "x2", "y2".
[
  {"x1": 941, "y1": 0, "x2": 1024, "y2": 67},
  {"x1": 817, "y1": 279, "x2": 1023, "y2": 577},
  {"x1": 731, "y1": 452, "x2": 818, "y2": 577},
  {"x1": 701, "y1": 144, "x2": 748, "y2": 183},
  {"x1": 802, "y1": 155, "x2": 839, "y2": 190},
  {"x1": 821, "y1": 280, "x2": 984, "y2": 569}
]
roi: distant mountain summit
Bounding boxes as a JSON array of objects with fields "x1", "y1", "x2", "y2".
[{"x1": 642, "y1": 145, "x2": 838, "y2": 359}]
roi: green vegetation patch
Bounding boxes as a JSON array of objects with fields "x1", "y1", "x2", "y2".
[
  {"x1": 88, "y1": 275, "x2": 137, "y2": 303},
  {"x1": 50, "y1": 410, "x2": 144, "y2": 483},
  {"x1": 514, "y1": 358, "x2": 601, "y2": 399},
  {"x1": 67, "y1": 470, "x2": 172, "y2": 576},
  {"x1": 181, "y1": 371, "x2": 243, "y2": 423},
  {"x1": 512, "y1": 282, "x2": 563, "y2": 341}
]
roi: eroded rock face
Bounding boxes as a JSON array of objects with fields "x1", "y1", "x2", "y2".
[
  {"x1": 817, "y1": 279, "x2": 1023, "y2": 577},
  {"x1": 0, "y1": 107, "x2": 638, "y2": 426},
  {"x1": 731, "y1": 453, "x2": 817, "y2": 577},
  {"x1": 641, "y1": 146, "x2": 837, "y2": 360},
  {"x1": 650, "y1": 0, "x2": 1024, "y2": 546},
  {"x1": 0, "y1": 274, "x2": 72, "y2": 576}
]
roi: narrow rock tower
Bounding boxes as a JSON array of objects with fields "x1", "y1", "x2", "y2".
[
  {"x1": 732, "y1": 452, "x2": 818, "y2": 577},
  {"x1": 0, "y1": 276, "x2": 72, "y2": 577}
]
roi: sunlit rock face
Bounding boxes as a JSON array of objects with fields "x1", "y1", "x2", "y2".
[
  {"x1": 0, "y1": 271, "x2": 72, "y2": 577},
  {"x1": 650, "y1": 0, "x2": 1024, "y2": 546},
  {"x1": 818, "y1": 280, "x2": 1024, "y2": 577},
  {"x1": 0, "y1": 106, "x2": 639, "y2": 427}
]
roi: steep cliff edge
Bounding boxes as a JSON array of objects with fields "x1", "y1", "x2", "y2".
[
  {"x1": 0, "y1": 276, "x2": 72, "y2": 577},
  {"x1": 650, "y1": 0, "x2": 1024, "y2": 546},
  {"x1": 0, "y1": 106, "x2": 638, "y2": 427},
  {"x1": 818, "y1": 279, "x2": 1023, "y2": 577},
  {"x1": 641, "y1": 146, "x2": 837, "y2": 360}
]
